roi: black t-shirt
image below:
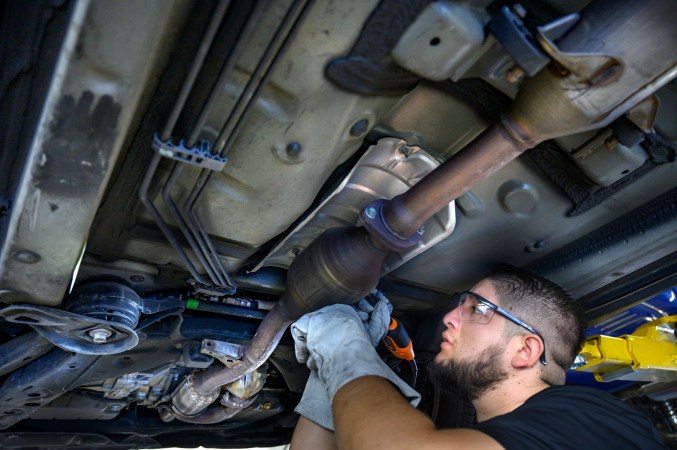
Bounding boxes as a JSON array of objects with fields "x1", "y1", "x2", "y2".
[{"x1": 474, "y1": 385, "x2": 666, "y2": 449}]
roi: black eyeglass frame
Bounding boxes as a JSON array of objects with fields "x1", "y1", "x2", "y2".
[{"x1": 459, "y1": 291, "x2": 547, "y2": 365}]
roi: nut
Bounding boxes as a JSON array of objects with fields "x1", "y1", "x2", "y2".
[{"x1": 89, "y1": 328, "x2": 112, "y2": 344}]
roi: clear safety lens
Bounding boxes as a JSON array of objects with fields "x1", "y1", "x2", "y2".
[{"x1": 459, "y1": 292, "x2": 495, "y2": 324}]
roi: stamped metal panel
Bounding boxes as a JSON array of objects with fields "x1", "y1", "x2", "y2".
[
  {"x1": 253, "y1": 138, "x2": 456, "y2": 275},
  {"x1": 145, "y1": 0, "x2": 399, "y2": 255},
  {"x1": 0, "y1": 0, "x2": 192, "y2": 305}
]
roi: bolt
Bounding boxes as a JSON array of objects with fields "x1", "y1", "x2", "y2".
[
  {"x1": 399, "y1": 145, "x2": 411, "y2": 158},
  {"x1": 512, "y1": 3, "x2": 527, "y2": 18},
  {"x1": 505, "y1": 66, "x2": 524, "y2": 83},
  {"x1": 417, "y1": 226, "x2": 426, "y2": 235},
  {"x1": 262, "y1": 402, "x2": 272, "y2": 410},
  {"x1": 364, "y1": 207, "x2": 377, "y2": 220},
  {"x1": 286, "y1": 142, "x2": 302, "y2": 157},
  {"x1": 13, "y1": 250, "x2": 40, "y2": 264},
  {"x1": 89, "y1": 328, "x2": 112, "y2": 344},
  {"x1": 604, "y1": 136, "x2": 620, "y2": 149},
  {"x1": 349, "y1": 119, "x2": 369, "y2": 137}
]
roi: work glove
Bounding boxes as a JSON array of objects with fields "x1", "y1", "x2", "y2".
[
  {"x1": 292, "y1": 300, "x2": 420, "y2": 426},
  {"x1": 294, "y1": 370, "x2": 334, "y2": 429},
  {"x1": 292, "y1": 292, "x2": 396, "y2": 430}
]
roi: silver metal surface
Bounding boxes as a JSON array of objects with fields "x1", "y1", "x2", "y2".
[
  {"x1": 556, "y1": 128, "x2": 649, "y2": 187},
  {"x1": 225, "y1": 365, "x2": 267, "y2": 400},
  {"x1": 253, "y1": 138, "x2": 456, "y2": 275},
  {"x1": 170, "y1": 375, "x2": 220, "y2": 417},
  {"x1": 201, "y1": 340, "x2": 244, "y2": 367},
  {"x1": 193, "y1": 304, "x2": 292, "y2": 392},
  {"x1": 97, "y1": 366, "x2": 176, "y2": 406},
  {"x1": 392, "y1": 2, "x2": 485, "y2": 81}
]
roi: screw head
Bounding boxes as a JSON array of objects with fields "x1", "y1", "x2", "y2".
[
  {"x1": 262, "y1": 402, "x2": 272, "y2": 410},
  {"x1": 417, "y1": 226, "x2": 426, "y2": 235},
  {"x1": 286, "y1": 142, "x2": 302, "y2": 156},
  {"x1": 349, "y1": 119, "x2": 369, "y2": 137},
  {"x1": 89, "y1": 328, "x2": 112, "y2": 344},
  {"x1": 364, "y1": 207, "x2": 377, "y2": 220}
]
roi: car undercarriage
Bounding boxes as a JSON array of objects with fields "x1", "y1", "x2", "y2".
[{"x1": 1, "y1": 0, "x2": 676, "y2": 448}]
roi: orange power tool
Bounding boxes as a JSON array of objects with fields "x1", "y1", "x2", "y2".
[
  {"x1": 382, "y1": 317, "x2": 418, "y2": 388},
  {"x1": 383, "y1": 317, "x2": 415, "y2": 361}
]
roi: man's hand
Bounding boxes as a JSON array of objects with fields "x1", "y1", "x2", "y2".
[
  {"x1": 292, "y1": 293, "x2": 398, "y2": 430},
  {"x1": 292, "y1": 303, "x2": 420, "y2": 406}
]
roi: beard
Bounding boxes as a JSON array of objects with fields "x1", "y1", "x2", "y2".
[{"x1": 427, "y1": 343, "x2": 508, "y2": 401}]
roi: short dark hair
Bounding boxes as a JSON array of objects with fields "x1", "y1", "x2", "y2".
[{"x1": 485, "y1": 264, "x2": 587, "y2": 385}]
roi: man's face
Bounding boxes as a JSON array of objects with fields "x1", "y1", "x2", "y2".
[{"x1": 429, "y1": 279, "x2": 509, "y2": 400}]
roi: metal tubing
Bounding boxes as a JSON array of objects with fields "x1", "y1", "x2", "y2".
[
  {"x1": 212, "y1": 0, "x2": 312, "y2": 157},
  {"x1": 178, "y1": 0, "x2": 312, "y2": 290},
  {"x1": 382, "y1": 125, "x2": 523, "y2": 238},
  {"x1": 161, "y1": 0, "x2": 232, "y2": 141},
  {"x1": 0, "y1": 332, "x2": 54, "y2": 377},
  {"x1": 191, "y1": 304, "x2": 292, "y2": 393},
  {"x1": 173, "y1": 0, "x2": 275, "y2": 291},
  {"x1": 185, "y1": 181, "x2": 236, "y2": 289},
  {"x1": 186, "y1": 0, "x2": 267, "y2": 147},
  {"x1": 168, "y1": 405, "x2": 244, "y2": 424},
  {"x1": 138, "y1": 154, "x2": 210, "y2": 285},
  {"x1": 162, "y1": 163, "x2": 225, "y2": 286}
]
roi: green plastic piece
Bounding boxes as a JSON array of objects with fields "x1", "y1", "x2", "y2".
[{"x1": 186, "y1": 298, "x2": 200, "y2": 310}]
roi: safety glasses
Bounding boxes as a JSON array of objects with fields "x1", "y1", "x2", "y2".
[{"x1": 458, "y1": 291, "x2": 547, "y2": 365}]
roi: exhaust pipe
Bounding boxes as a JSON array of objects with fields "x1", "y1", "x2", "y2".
[{"x1": 170, "y1": 0, "x2": 677, "y2": 419}]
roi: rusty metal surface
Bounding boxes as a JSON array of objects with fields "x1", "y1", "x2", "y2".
[
  {"x1": 383, "y1": 125, "x2": 524, "y2": 237},
  {"x1": 192, "y1": 304, "x2": 292, "y2": 392},
  {"x1": 507, "y1": 0, "x2": 677, "y2": 147}
]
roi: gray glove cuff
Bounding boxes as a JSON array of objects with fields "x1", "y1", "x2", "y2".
[{"x1": 294, "y1": 370, "x2": 334, "y2": 431}]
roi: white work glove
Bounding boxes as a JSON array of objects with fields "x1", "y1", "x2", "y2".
[
  {"x1": 292, "y1": 292, "x2": 397, "y2": 430},
  {"x1": 292, "y1": 301, "x2": 420, "y2": 425}
]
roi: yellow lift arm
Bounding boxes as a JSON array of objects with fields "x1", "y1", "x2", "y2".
[{"x1": 575, "y1": 315, "x2": 677, "y2": 382}]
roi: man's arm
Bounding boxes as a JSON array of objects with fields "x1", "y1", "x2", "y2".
[
  {"x1": 290, "y1": 416, "x2": 338, "y2": 450},
  {"x1": 333, "y1": 376, "x2": 503, "y2": 450}
]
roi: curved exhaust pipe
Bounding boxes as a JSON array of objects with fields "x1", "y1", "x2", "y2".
[{"x1": 170, "y1": 0, "x2": 677, "y2": 420}]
